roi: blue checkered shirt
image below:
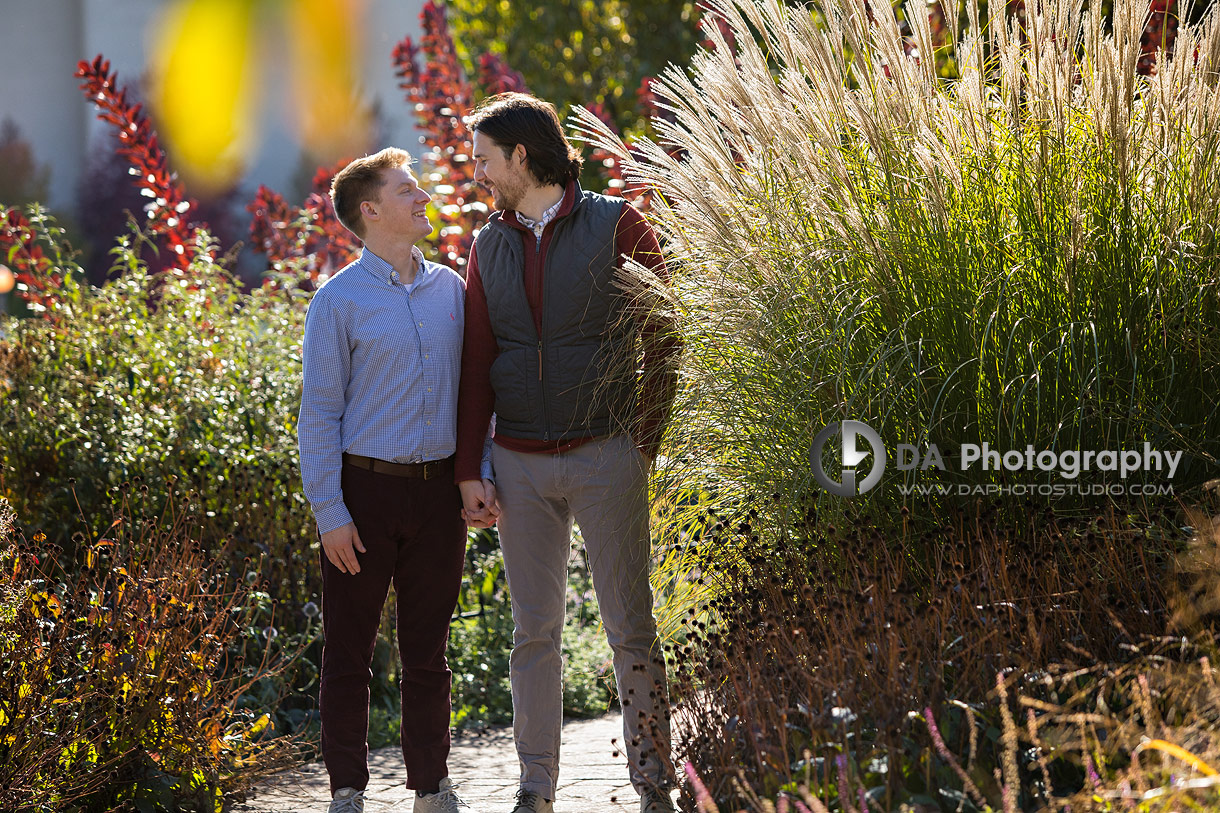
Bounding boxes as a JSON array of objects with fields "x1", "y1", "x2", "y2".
[{"x1": 298, "y1": 246, "x2": 466, "y2": 535}]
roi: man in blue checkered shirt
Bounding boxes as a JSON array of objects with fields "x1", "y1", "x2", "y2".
[{"x1": 298, "y1": 148, "x2": 485, "y2": 813}]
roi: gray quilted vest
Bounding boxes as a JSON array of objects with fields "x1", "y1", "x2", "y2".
[{"x1": 475, "y1": 189, "x2": 637, "y2": 442}]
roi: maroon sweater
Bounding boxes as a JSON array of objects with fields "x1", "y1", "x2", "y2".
[{"x1": 455, "y1": 182, "x2": 680, "y2": 483}]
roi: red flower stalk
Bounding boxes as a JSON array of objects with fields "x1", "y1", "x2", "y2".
[
  {"x1": 300, "y1": 163, "x2": 362, "y2": 277},
  {"x1": 393, "y1": 0, "x2": 523, "y2": 274},
  {"x1": 586, "y1": 102, "x2": 631, "y2": 200},
  {"x1": 477, "y1": 53, "x2": 528, "y2": 97},
  {"x1": 74, "y1": 55, "x2": 203, "y2": 273},
  {"x1": 584, "y1": 102, "x2": 657, "y2": 209},
  {"x1": 247, "y1": 185, "x2": 301, "y2": 266},
  {"x1": 0, "y1": 207, "x2": 64, "y2": 314},
  {"x1": 247, "y1": 158, "x2": 361, "y2": 285}
]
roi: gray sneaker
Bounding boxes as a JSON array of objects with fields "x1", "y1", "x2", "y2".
[
  {"x1": 509, "y1": 788, "x2": 554, "y2": 813},
  {"x1": 329, "y1": 787, "x2": 366, "y2": 813},
  {"x1": 415, "y1": 777, "x2": 472, "y2": 812},
  {"x1": 640, "y1": 789, "x2": 676, "y2": 813}
]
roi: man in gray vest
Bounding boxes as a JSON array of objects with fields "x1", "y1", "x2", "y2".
[{"x1": 453, "y1": 93, "x2": 680, "y2": 813}]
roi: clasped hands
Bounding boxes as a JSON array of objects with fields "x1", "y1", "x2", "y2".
[{"x1": 459, "y1": 478, "x2": 500, "y2": 529}]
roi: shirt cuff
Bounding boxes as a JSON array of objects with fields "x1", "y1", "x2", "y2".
[{"x1": 314, "y1": 499, "x2": 354, "y2": 536}]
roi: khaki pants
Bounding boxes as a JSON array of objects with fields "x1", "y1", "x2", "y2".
[{"x1": 492, "y1": 433, "x2": 674, "y2": 799}]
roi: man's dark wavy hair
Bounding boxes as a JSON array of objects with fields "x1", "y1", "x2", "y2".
[{"x1": 468, "y1": 93, "x2": 583, "y2": 187}]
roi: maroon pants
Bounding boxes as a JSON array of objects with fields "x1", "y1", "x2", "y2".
[{"x1": 319, "y1": 461, "x2": 467, "y2": 794}]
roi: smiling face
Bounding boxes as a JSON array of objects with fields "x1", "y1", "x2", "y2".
[
  {"x1": 360, "y1": 165, "x2": 432, "y2": 243},
  {"x1": 472, "y1": 130, "x2": 531, "y2": 212}
]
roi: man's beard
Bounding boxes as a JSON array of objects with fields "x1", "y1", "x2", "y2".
[{"x1": 493, "y1": 177, "x2": 527, "y2": 212}]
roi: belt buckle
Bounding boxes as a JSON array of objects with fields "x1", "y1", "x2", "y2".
[{"x1": 422, "y1": 460, "x2": 437, "y2": 480}]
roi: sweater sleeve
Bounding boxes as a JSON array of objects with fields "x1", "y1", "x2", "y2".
[
  {"x1": 617, "y1": 203, "x2": 682, "y2": 460},
  {"x1": 455, "y1": 242, "x2": 498, "y2": 482}
]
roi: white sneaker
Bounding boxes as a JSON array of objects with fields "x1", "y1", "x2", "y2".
[
  {"x1": 509, "y1": 788, "x2": 553, "y2": 813},
  {"x1": 415, "y1": 777, "x2": 472, "y2": 812},
  {"x1": 329, "y1": 787, "x2": 366, "y2": 813}
]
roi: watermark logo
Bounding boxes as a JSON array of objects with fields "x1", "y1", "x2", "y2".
[
  {"x1": 811, "y1": 420, "x2": 887, "y2": 497},
  {"x1": 811, "y1": 420, "x2": 1182, "y2": 498}
]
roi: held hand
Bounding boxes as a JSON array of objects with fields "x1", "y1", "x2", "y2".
[
  {"x1": 459, "y1": 478, "x2": 501, "y2": 529},
  {"x1": 481, "y1": 478, "x2": 501, "y2": 524},
  {"x1": 320, "y1": 522, "x2": 366, "y2": 575}
]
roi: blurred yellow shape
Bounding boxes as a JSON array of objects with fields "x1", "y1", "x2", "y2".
[
  {"x1": 288, "y1": 0, "x2": 372, "y2": 162},
  {"x1": 152, "y1": 0, "x2": 256, "y2": 193},
  {"x1": 1136, "y1": 738, "x2": 1219, "y2": 776}
]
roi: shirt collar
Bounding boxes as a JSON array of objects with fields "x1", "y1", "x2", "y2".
[
  {"x1": 508, "y1": 181, "x2": 580, "y2": 235},
  {"x1": 516, "y1": 195, "x2": 564, "y2": 240},
  {"x1": 359, "y1": 245, "x2": 429, "y2": 286}
]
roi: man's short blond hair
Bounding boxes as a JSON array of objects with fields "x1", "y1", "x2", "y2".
[{"x1": 330, "y1": 147, "x2": 413, "y2": 238}]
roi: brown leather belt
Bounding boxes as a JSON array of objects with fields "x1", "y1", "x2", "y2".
[{"x1": 342, "y1": 453, "x2": 454, "y2": 480}]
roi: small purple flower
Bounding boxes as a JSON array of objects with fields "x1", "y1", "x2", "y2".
[{"x1": 1084, "y1": 753, "x2": 1102, "y2": 790}]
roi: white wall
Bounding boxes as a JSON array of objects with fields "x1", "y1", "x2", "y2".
[{"x1": 0, "y1": 0, "x2": 88, "y2": 209}]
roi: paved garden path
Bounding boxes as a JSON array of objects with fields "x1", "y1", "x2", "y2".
[{"x1": 233, "y1": 712, "x2": 655, "y2": 812}]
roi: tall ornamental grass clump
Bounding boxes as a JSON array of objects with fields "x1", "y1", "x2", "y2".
[
  {"x1": 576, "y1": 0, "x2": 1220, "y2": 806},
  {"x1": 576, "y1": 0, "x2": 1220, "y2": 525}
]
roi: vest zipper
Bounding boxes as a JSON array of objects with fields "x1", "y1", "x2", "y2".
[{"x1": 538, "y1": 222, "x2": 554, "y2": 443}]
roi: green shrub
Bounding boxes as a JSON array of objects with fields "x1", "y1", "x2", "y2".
[
  {"x1": 0, "y1": 495, "x2": 301, "y2": 812},
  {"x1": 1, "y1": 221, "x2": 313, "y2": 569},
  {"x1": 0, "y1": 217, "x2": 326, "y2": 729}
]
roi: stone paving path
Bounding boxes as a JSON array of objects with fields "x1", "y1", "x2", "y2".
[{"x1": 232, "y1": 712, "x2": 662, "y2": 812}]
